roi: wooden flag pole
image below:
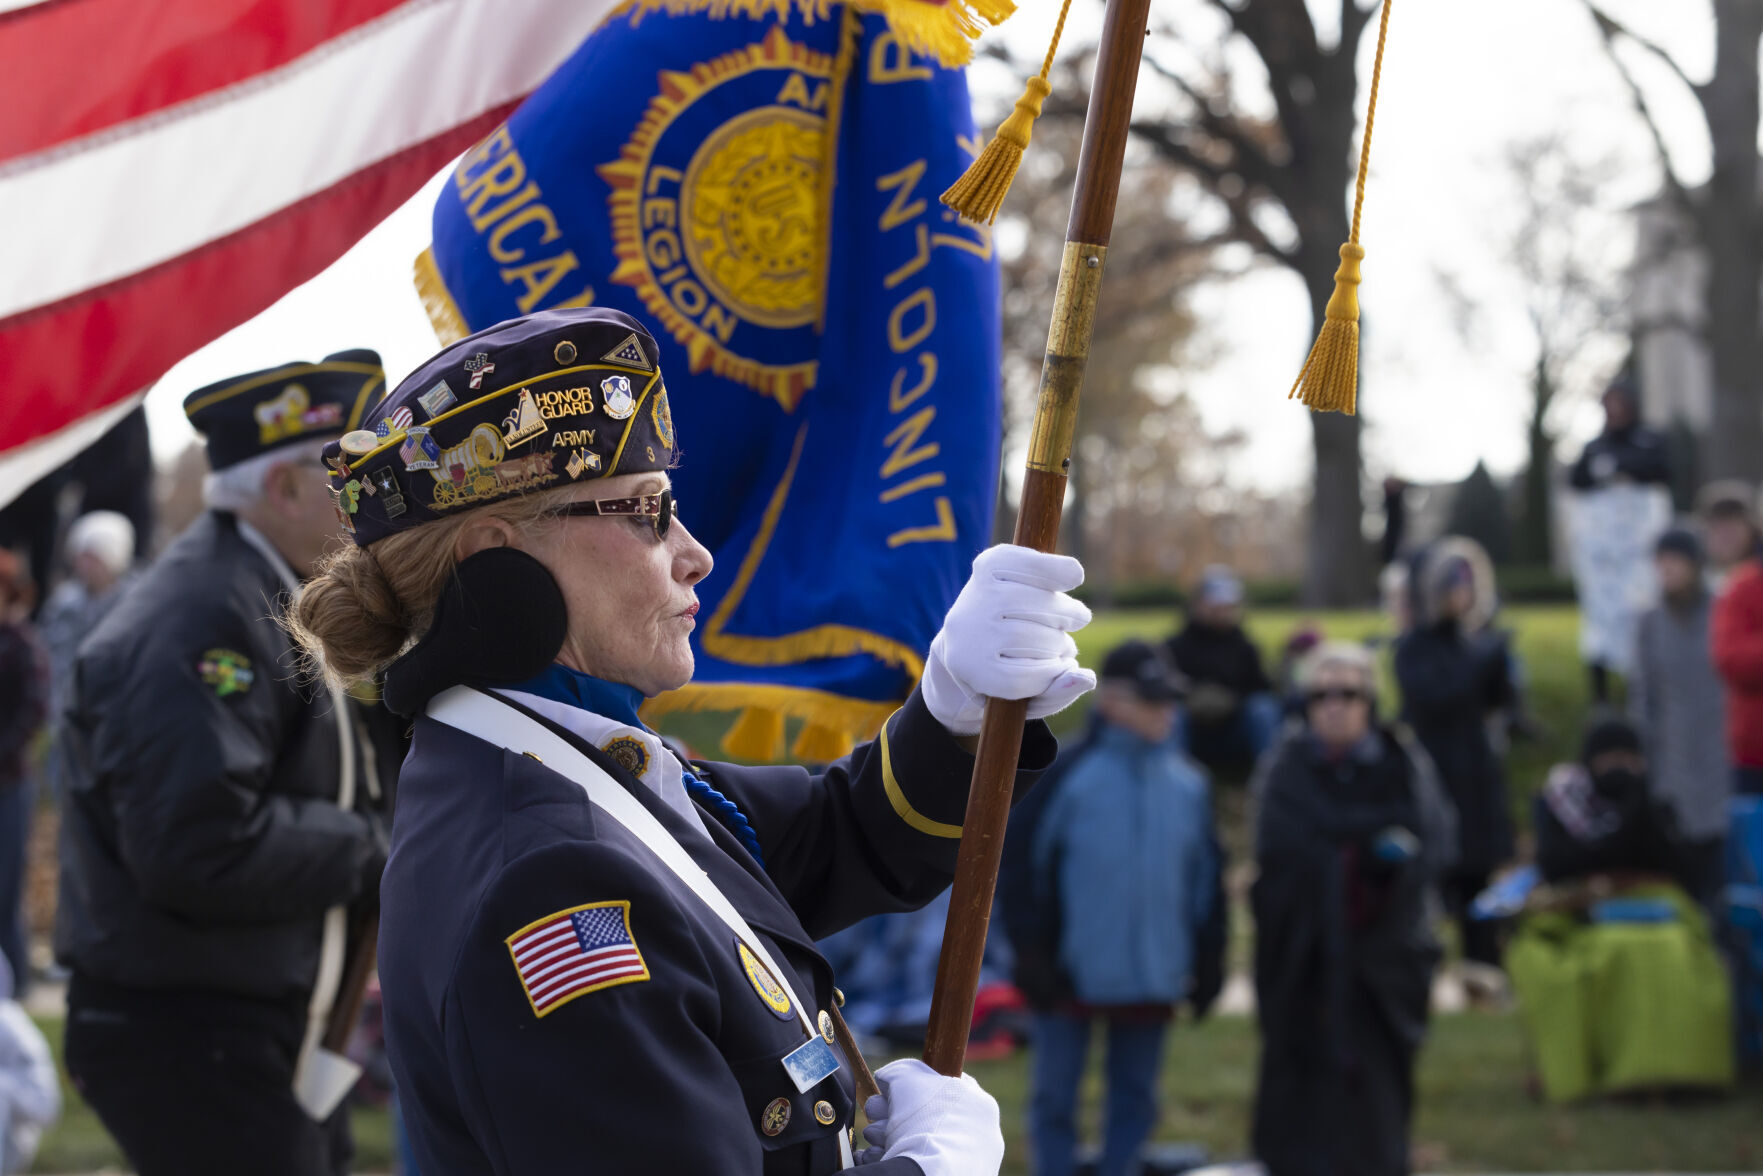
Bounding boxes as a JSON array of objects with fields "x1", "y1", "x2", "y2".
[{"x1": 921, "y1": 0, "x2": 1155, "y2": 1077}]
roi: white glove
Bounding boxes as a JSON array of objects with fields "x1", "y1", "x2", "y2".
[
  {"x1": 854, "y1": 1059, "x2": 1004, "y2": 1174},
  {"x1": 920, "y1": 545, "x2": 1096, "y2": 736}
]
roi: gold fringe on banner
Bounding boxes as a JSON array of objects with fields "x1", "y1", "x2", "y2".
[{"x1": 613, "y1": 0, "x2": 1013, "y2": 67}]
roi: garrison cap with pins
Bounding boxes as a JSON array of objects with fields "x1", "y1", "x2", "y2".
[
  {"x1": 322, "y1": 307, "x2": 677, "y2": 546},
  {"x1": 182, "y1": 349, "x2": 386, "y2": 471}
]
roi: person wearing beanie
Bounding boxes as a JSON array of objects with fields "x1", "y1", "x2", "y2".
[
  {"x1": 1163, "y1": 565, "x2": 1282, "y2": 773},
  {"x1": 54, "y1": 351, "x2": 401, "y2": 1176},
  {"x1": 1631, "y1": 528, "x2": 1730, "y2": 906},
  {"x1": 1533, "y1": 717, "x2": 1683, "y2": 886}
]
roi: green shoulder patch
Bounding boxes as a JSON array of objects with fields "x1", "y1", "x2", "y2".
[{"x1": 197, "y1": 648, "x2": 255, "y2": 697}]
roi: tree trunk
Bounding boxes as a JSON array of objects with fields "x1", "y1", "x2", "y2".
[
  {"x1": 1516, "y1": 353, "x2": 1555, "y2": 567},
  {"x1": 1295, "y1": 202, "x2": 1370, "y2": 607},
  {"x1": 1701, "y1": 0, "x2": 1763, "y2": 481}
]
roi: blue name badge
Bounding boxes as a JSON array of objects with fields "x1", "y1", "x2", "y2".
[{"x1": 781, "y1": 1035, "x2": 840, "y2": 1094}]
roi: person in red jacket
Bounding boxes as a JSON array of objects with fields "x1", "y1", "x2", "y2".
[{"x1": 1711, "y1": 489, "x2": 1763, "y2": 794}]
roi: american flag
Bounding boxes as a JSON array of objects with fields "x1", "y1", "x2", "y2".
[{"x1": 507, "y1": 902, "x2": 649, "y2": 1017}]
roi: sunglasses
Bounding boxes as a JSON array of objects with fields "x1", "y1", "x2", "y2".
[
  {"x1": 1306, "y1": 686, "x2": 1369, "y2": 706},
  {"x1": 553, "y1": 489, "x2": 675, "y2": 540}
]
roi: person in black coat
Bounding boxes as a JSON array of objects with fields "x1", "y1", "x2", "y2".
[
  {"x1": 289, "y1": 308, "x2": 1096, "y2": 1175},
  {"x1": 1534, "y1": 717, "x2": 1685, "y2": 889},
  {"x1": 55, "y1": 354, "x2": 397, "y2": 1176},
  {"x1": 1393, "y1": 539, "x2": 1513, "y2": 967},
  {"x1": 1165, "y1": 566, "x2": 1282, "y2": 772},
  {"x1": 1251, "y1": 643, "x2": 1455, "y2": 1176}
]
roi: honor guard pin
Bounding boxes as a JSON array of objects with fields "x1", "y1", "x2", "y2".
[
  {"x1": 760, "y1": 1098, "x2": 790, "y2": 1137},
  {"x1": 814, "y1": 1101, "x2": 837, "y2": 1126},
  {"x1": 501, "y1": 388, "x2": 548, "y2": 448}
]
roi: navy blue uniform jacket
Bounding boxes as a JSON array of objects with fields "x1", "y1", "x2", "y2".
[{"x1": 380, "y1": 688, "x2": 1055, "y2": 1174}]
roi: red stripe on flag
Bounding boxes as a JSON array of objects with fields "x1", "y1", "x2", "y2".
[
  {"x1": 0, "y1": 106, "x2": 511, "y2": 453},
  {"x1": 532, "y1": 953, "x2": 646, "y2": 1009},
  {"x1": 0, "y1": 0, "x2": 411, "y2": 162}
]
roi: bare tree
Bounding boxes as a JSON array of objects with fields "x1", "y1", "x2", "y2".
[
  {"x1": 1118, "y1": 0, "x2": 1387, "y2": 606},
  {"x1": 1505, "y1": 135, "x2": 1628, "y2": 566},
  {"x1": 1584, "y1": 0, "x2": 1763, "y2": 481}
]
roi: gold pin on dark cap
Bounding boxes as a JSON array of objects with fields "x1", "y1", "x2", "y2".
[
  {"x1": 339, "y1": 430, "x2": 379, "y2": 457},
  {"x1": 554, "y1": 340, "x2": 577, "y2": 365}
]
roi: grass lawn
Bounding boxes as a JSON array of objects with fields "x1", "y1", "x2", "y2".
[{"x1": 31, "y1": 1010, "x2": 1760, "y2": 1173}]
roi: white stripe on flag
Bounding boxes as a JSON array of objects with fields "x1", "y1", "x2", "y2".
[
  {"x1": 531, "y1": 952, "x2": 644, "y2": 1005},
  {"x1": 523, "y1": 943, "x2": 634, "y2": 990},
  {"x1": 0, "y1": 0, "x2": 618, "y2": 320},
  {"x1": 511, "y1": 921, "x2": 575, "y2": 960}
]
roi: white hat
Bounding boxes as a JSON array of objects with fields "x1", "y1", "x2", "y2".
[{"x1": 66, "y1": 511, "x2": 135, "y2": 577}]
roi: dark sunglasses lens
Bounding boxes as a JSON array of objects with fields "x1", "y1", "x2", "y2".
[
  {"x1": 655, "y1": 490, "x2": 673, "y2": 539},
  {"x1": 1309, "y1": 688, "x2": 1364, "y2": 705}
]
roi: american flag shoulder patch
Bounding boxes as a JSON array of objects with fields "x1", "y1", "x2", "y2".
[{"x1": 506, "y1": 900, "x2": 650, "y2": 1018}]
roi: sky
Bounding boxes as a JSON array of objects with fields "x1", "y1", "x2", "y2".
[{"x1": 142, "y1": 0, "x2": 1714, "y2": 494}]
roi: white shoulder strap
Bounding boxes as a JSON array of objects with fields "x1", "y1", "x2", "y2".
[{"x1": 428, "y1": 687, "x2": 815, "y2": 1037}]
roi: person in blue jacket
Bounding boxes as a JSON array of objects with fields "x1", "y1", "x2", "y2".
[
  {"x1": 1014, "y1": 640, "x2": 1221, "y2": 1176},
  {"x1": 289, "y1": 306, "x2": 1098, "y2": 1176}
]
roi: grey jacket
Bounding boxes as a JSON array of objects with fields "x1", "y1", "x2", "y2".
[{"x1": 1631, "y1": 591, "x2": 1731, "y2": 840}]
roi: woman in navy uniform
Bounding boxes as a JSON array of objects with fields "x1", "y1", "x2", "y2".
[{"x1": 290, "y1": 307, "x2": 1096, "y2": 1174}]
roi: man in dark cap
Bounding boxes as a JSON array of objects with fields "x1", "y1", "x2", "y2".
[
  {"x1": 1632, "y1": 528, "x2": 1730, "y2": 907},
  {"x1": 1007, "y1": 640, "x2": 1222, "y2": 1176},
  {"x1": 55, "y1": 351, "x2": 399, "y2": 1176}
]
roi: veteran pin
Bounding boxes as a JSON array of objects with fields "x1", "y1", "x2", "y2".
[
  {"x1": 601, "y1": 375, "x2": 635, "y2": 421},
  {"x1": 737, "y1": 942, "x2": 792, "y2": 1020}
]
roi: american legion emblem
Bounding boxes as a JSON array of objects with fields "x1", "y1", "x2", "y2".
[{"x1": 598, "y1": 26, "x2": 834, "y2": 411}]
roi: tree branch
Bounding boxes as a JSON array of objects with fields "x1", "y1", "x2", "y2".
[
  {"x1": 1581, "y1": 0, "x2": 1698, "y2": 217},
  {"x1": 1142, "y1": 55, "x2": 1293, "y2": 203},
  {"x1": 1130, "y1": 120, "x2": 1299, "y2": 268}
]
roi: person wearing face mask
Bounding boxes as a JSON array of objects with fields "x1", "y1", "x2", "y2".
[
  {"x1": 1393, "y1": 539, "x2": 1513, "y2": 969},
  {"x1": 289, "y1": 307, "x2": 1096, "y2": 1176},
  {"x1": 1250, "y1": 643, "x2": 1455, "y2": 1176},
  {"x1": 1533, "y1": 718, "x2": 1684, "y2": 888},
  {"x1": 1511, "y1": 717, "x2": 1734, "y2": 1103}
]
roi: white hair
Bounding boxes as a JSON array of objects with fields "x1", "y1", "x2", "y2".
[
  {"x1": 65, "y1": 511, "x2": 135, "y2": 575},
  {"x1": 203, "y1": 439, "x2": 331, "y2": 512},
  {"x1": 1297, "y1": 641, "x2": 1376, "y2": 693}
]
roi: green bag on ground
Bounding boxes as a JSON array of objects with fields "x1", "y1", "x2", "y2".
[{"x1": 1507, "y1": 884, "x2": 1734, "y2": 1103}]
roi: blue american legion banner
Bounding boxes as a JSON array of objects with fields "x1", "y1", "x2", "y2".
[{"x1": 418, "y1": 5, "x2": 1002, "y2": 760}]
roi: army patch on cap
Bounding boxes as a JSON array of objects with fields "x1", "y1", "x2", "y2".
[
  {"x1": 737, "y1": 941, "x2": 793, "y2": 1020},
  {"x1": 507, "y1": 901, "x2": 649, "y2": 1018},
  {"x1": 197, "y1": 649, "x2": 255, "y2": 697}
]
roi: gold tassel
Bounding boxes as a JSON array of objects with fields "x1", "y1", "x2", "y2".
[
  {"x1": 1288, "y1": 0, "x2": 1393, "y2": 416},
  {"x1": 723, "y1": 707, "x2": 786, "y2": 762},
  {"x1": 792, "y1": 720, "x2": 855, "y2": 764},
  {"x1": 940, "y1": 0, "x2": 1073, "y2": 225},
  {"x1": 1288, "y1": 244, "x2": 1363, "y2": 414}
]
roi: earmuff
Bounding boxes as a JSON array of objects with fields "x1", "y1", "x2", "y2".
[{"x1": 382, "y1": 547, "x2": 568, "y2": 717}]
